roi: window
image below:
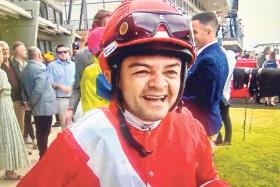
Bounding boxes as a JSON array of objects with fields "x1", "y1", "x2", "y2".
[
  {"x1": 40, "y1": 1, "x2": 48, "y2": 19},
  {"x1": 177, "y1": 0, "x2": 183, "y2": 7},
  {"x1": 48, "y1": 6, "x2": 55, "y2": 22},
  {"x1": 39, "y1": 0, "x2": 63, "y2": 24},
  {"x1": 55, "y1": 10, "x2": 63, "y2": 25},
  {"x1": 37, "y1": 39, "x2": 53, "y2": 54}
]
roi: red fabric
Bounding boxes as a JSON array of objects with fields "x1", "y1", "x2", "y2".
[
  {"x1": 231, "y1": 59, "x2": 256, "y2": 98},
  {"x1": 17, "y1": 102, "x2": 229, "y2": 187},
  {"x1": 104, "y1": 103, "x2": 229, "y2": 187},
  {"x1": 17, "y1": 130, "x2": 100, "y2": 187},
  {"x1": 235, "y1": 59, "x2": 256, "y2": 68}
]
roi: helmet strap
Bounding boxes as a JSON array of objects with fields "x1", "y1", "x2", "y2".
[
  {"x1": 110, "y1": 61, "x2": 153, "y2": 157},
  {"x1": 118, "y1": 109, "x2": 153, "y2": 157}
]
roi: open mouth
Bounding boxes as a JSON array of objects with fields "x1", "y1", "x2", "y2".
[{"x1": 143, "y1": 95, "x2": 167, "y2": 102}]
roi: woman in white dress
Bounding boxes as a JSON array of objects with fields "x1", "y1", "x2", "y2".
[{"x1": 0, "y1": 44, "x2": 29, "y2": 180}]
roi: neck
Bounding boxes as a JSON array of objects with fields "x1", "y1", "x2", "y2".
[
  {"x1": 58, "y1": 58, "x2": 67, "y2": 63},
  {"x1": 3, "y1": 59, "x2": 9, "y2": 66},
  {"x1": 123, "y1": 110, "x2": 161, "y2": 131},
  {"x1": 32, "y1": 58, "x2": 40, "y2": 63},
  {"x1": 14, "y1": 56, "x2": 24, "y2": 64}
]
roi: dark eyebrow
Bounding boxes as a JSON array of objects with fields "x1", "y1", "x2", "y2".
[
  {"x1": 165, "y1": 62, "x2": 181, "y2": 68},
  {"x1": 128, "y1": 62, "x2": 181, "y2": 69},
  {"x1": 128, "y1": 62, "x2": 150, "y2": 69}
]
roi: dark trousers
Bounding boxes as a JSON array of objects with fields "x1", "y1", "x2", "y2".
[
  {"x1": 23, "y1": 110, "x2": 35, "y2": 140},
  {"x1": 55, "y1": 113, "x2": 60, "y2": 124},
  {"x1": 219, "y1": 100, "x2": 232, "y2": 143},
  {"x1": 34, "y1": 116, "x2": 52, "y2": 159}
]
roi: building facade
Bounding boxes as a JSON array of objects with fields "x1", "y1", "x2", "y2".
[
  {"x1": 0, "y1": 0, "x2": 76, "y2": 53},
  {"x1": 0, "y1": 0, "x2": 243, "y2": 52}
]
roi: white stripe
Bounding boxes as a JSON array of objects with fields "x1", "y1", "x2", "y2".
[
  {"x1": 200, "y1": 179, "x2": 219, "y2": 187},
  {"x1": 70, "y1": 108, "x2": 147, "y2": 187}
]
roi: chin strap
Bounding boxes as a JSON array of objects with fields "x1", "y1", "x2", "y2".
[
  {"x1": 176, "y1": 100, "x2": 184, "y2": 113},
  {"x1": 118, "y1": 110, "x2": 153, "y2": 157}
]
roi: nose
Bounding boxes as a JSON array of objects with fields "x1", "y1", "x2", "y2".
[{"x1": 147, "y1": 73, "x2": 167, "y2": 89}]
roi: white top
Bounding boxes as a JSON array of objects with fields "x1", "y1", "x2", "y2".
[
  {"x1": 222, "y1": 49, "x2": 237, "y2": 101},
  {"x1": 196, "y1": 40, "x2": 218, "y2": 56}
]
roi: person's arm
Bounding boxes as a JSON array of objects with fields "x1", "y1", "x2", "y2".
[
  {"x1": 65, "y1": 53, "x2": 85, "y2": 125},
  {"x1": 29, "y1": 69, "x2": 47, "y2": 105},
  {"x1": 20, "y1": 83, "x2": 30, "y2": 111},
  {"x1": 47, "y1": 63, "x2": 72, "y2": 94},
  {"x1": 46, "y1": 63, "x2": 55, "y2": 86},
  {"x1": 0, "y1": 71, "x2": 5, "y2": 94},
  {"x1": 65, "y1": 83, "x2": 80, "y2": 126},
  {"x1": 68, "y1": 68, "x2": 82, "y2": 113}
]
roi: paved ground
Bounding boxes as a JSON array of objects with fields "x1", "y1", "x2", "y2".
[{"x1": 0, "y1": 125, "x2": 61, "y2": 187}]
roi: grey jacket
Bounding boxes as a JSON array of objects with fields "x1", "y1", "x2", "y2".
[
  {"x1": 69, "y1": 47, "x2": 93, "y2": 112},
  {"x1": 22, "y1": 60, "x2": 57, "y2": 116}
]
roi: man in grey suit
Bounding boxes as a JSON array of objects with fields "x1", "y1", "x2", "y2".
[{"x1": 22, "y1": 46, "x2": 57, "y2": 159}]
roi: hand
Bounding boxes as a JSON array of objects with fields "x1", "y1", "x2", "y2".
[
  {"x1": 55, "y1": 84, "x2": 72, "y2": 94},
  {"x1": 61, "y1": 86, "x2": 72, "y2": 94},
  {"x1": 64, "y1": 108, "x2": 73, "y2": 126},
  {"x1": 23, "y1": 101, "x2": 31, "y2": 111}
]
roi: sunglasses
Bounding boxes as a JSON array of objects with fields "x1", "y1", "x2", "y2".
[
  {"x1": 57, "y1": 50, "x2": 68, "y2": 54},
  {"x1": 105, "y1": 11, "x2": 193, "y2": 46}
]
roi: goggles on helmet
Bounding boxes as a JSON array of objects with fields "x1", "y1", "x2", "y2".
[{"x1": 104, "y1": 11, "x2": 194, "y2": 47}]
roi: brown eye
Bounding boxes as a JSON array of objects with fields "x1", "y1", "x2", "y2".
[
  {"x1": 133, "y1": 70, "x2": 149, "y2": 76},
  {"x1": 165, "y1": 70, "x2": 179, "y2": 78}
]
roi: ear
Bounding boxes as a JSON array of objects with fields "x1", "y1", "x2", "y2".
[
  {"x1": 206, "y1": 25, "x2": 212, "y2": 35},
  {"x1": 103, "y1": 70, "x2": 112, "y2": 84}
]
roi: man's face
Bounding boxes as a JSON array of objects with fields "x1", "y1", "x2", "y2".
[
  {"x1": 56, "y1": 46, "x2": 69, "y2": 61},
  {"x1": 72, "y1": 49, "x2": 79, "y2": 56},
  {"x1": 192, "y1": 20, "x2": 209, "y2": 50},
  {"x1": 15, "y1": 44, "x2": 27, "y2": 59},
  {"x1": 1, "y1": 43, "x2": 10, "y2": 60},
  {"x1": 38, "y1": 52, "x2": 44, "y2": 63},
  {"x1": 118, "y1": 55, "x2": 181, "y2": 121}
]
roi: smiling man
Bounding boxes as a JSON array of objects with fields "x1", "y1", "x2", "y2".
[
  {"x1": 18, "y1": 1, "x2": 229, "y2": 186},
  {"x1": 118, "y1": 55, "x2": 181, "y2": 122}
]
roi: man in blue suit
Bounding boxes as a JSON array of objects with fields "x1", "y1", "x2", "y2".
[
  {"x1": 22, "y1": 46, "x2": 57, "y2": 159},
  {"x1": 183, "y1": 12, "x2": 228, "y2": 140}
]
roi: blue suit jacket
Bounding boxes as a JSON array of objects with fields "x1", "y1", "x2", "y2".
[
  {"x1": 183, "y1": 43, "x2": 228, "y2": 136},
  {"x1": 22, "y1": 60, "x2": 57, "y2": 116}
]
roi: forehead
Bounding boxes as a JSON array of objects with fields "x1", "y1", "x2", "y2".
[
  {"x1": 57, "y1": 46, "x2": 67, "y2": 51},
  {"x1": 122, "y1": 55, "x2": 181, "y2": 68},
  {"x1": 15, "y1": 44, "x2": 26, "y2": 50},
  {"x1": 1, "y1": 43, "x2": 9, "y2": 49}
]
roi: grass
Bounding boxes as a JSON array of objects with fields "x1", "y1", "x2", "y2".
[{"x1": 214, "y1": 106, "x2": 280, "y2": 187}]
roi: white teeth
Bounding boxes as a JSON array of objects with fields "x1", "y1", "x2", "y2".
[{"x1": 145, "y1": 96, "x2": 165, "y2": 99}]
